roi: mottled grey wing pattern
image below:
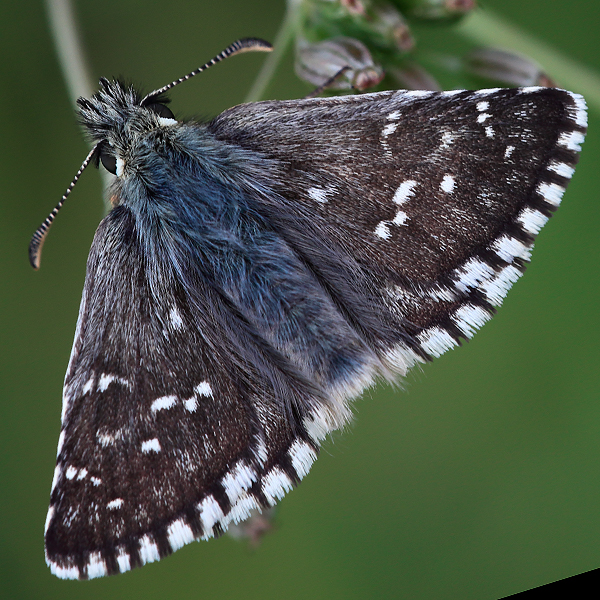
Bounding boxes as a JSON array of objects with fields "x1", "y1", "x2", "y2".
[
  {"x1": 211, "y1": 87, "x2": 586, "y2": 362},
  {"x1": 46, "y1": 205, "x2": 326, "y2": 578},
  {"x1": 45, "y1": 85, "x2": 586, "y2": 580}
]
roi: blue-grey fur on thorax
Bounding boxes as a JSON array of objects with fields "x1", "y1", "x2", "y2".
[{"x1": 77, "y1": 80, "x2": 378, "y2": 406}]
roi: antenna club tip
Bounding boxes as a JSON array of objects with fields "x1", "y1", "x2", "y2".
[
  {"x1": 29, "y1": 234, "x2": 45, "y2": 270},
  {"x1": 29, "y1": 252, "x2": 41, "y2": 270},
  {"x1": 236, "y1": 38, "x2": 273, "y2": 53}
]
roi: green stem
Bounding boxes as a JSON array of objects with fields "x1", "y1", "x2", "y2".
[
  {"x1": 457, "y1": 9, "x2": 600, "y2": 113},
  {"x1": 44, "y1": 0, "x2": 112, "y2": 206},
  {"x1": 244, "y1": 0, "x2": 304, "y2": 102}
]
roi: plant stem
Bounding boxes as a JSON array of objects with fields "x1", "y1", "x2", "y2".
[
  {"x1": 44, "y1": 0, "x2": 112, "y2": 205},
  {"x1": 244, "y1": 0, "x2": 304, "y2": 102},
  {"x1": 44, "y1": 0, "x2": 94, "y2": 106}
]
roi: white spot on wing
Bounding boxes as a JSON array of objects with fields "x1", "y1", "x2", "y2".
[
  {"x1": 440, "y1": 131, "x2": 454, "y2": 149},
  {"x1": 485, "y1": 126, "x2": 495, "y2": 138},
  {"x1": 167, "y1": 518, "x2": 195, "y2": 551},
  {"x1": 567, "y1": 92, "x2": 588, "y2": 128},
  {"x1": 474, "y1": 88, "x2": 501, "y2": 96},
  {"x1": 418, "y1": 327, "x2": 457, "y2": 358},
  {"x1": 548, "y1": 161, "x2": 574, "y2": 179},
  {"x1": 537, "y1": 182, "x2": 565, "y2": 206},
  {"x1": 226, "y1": 491, "x2": 260, "y2": 526},
  {"x1": 56, "y1": 430, "x2": 66, "y2": 457},
  {"x1": 504, "y1": 145, "x2": 515, "y2": 159},
  {"x1": 139, "y1": 535, "x2": 160, "y2": 565},
  {"x1": 476, "y1": 101, "x2": 489, "y2": 111},
  {"x1": 492, "y1": 235, "x2": 531, "y2": 262},
  {"x1": 252, "y1": 437, "x2": 268, "y2": 467},
  {"x1": 453, "y1": 258, "x2": 494, "y2": 293},
  {"x1": 558, "y1": 130, "x2": 585, "y2": 152},
  {"x1": 86, "y1": 552, "x2": 107, "y2": 579},
  {"x1": 303, "y1": 407, "x2": 335, "y2": 443},
  {"x1": 387, "y1": 110, "x2": 401, "y2": 120},
  {"x1": 477, "y1": 113, "x2": 491, "y2": 123},
  {"x1": 393, "y1": 180, "x2": 418, "y2": 205},
  {"x1": 520, "y1": 86, "x2": 542, "y2": 94},
  {"x1": 116, "y1": 547, "x2": 131, "y2": 573},
  {"x1": 374, "y1": 222, "x2": 391, "y2": 239},
  {"x1": 91, "y1": 476, "x2": 102, "y2": 486},
  {"x1": 195, "y1": 381, "x2": 213, "y2": 396},
  {"x1": 288, "y1": 439, "x2": 316, "y2": 479},
  {"x1": 428, "y1": 285, "x2": 456, "y2": 302},
  {"x1": 481, "y1": 265, "x2": 522, "y2": 305},
  {"x1": 452, "y1": 304, "x2": 491, "y2": 338},
  {"x1": 77, "y1": 468, "x2": 88, "y2": 480},
  {"x1": 83, "y1": 375, "x2": 95, "y2": 395},
  {"x1": 98, "y1": 373, "x2": 130, "y2": 392},
  {"x1": 141, "y1": 438, "x2": 161, "y2": 453},
  {"x1": 440, "y1": 174, "x2": 455, "y2": 193},
  {"x1": 405, "y1": 90, "x2": 433, "y2": 97},
  {"x1": 184, "y1": 397, "x2": 197, "y2": 412},
  {"x1": 308, "y1": 187, "x2": 330, "y2": 204},
  {"x1": 222, "y1": 462, "x2": 257, "y2": 503},
  {"x1": 107, "y1": 498, "x2": 124, "y2": 510},
  {"x1": 198, "y1": 495, "x2": 225, "y2": 539},
  {"x1": 262, "y1": 468, "x2": 294, "y2": 505},
  {"x1": 392, "y1": 211, "x2": 409, "y2": 226},
  {"x1": 382, "y1": 123, "x2": 398, "y2": 137},
  {"x1": 517, "y1": 207, "x2": 549, "y2": 235},
  {"x1": 65, "y1": 465, "x2": 78, "y2": 480},
  {"x1": 48, "y1": 561, "x2": 80, "y2": 580},
  {"x1": 151, "y1": 395, "x2": 178, "y2": 412}
]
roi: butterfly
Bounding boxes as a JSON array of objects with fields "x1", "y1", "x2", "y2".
[{"x1": 30, "y1": 38, "x2": 587, "y2": 579}]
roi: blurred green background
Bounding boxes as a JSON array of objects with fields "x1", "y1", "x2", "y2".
[{"x1": 1, "y1": 1, "x2": 599, "y2": 598}]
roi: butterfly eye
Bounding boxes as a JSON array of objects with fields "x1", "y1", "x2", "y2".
[
  {"x1": 99, "y1": 148, "x2": 117, "y2": 174},
  {"x1": 146, "y1": 103, "x2": 175, "y2": 119}
]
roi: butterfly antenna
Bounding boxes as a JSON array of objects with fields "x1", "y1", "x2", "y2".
[
  {"x1": 140, "y1": 38, "x2": 272, "y2": 104},
  {"x1": 304, "y1": 66, "x2": 352, "y2": 99},
  {"x1": 29, "y1": 144, "x2": 100, "y2": 270}
]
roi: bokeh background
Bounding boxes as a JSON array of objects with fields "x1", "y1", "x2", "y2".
[{"x1": 2, "y1": 1, "x2": 599, "y2": 598}]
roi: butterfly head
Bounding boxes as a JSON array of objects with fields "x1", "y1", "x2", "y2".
[{"x1": 77, "y1": 79, "x2": 177, "y2": 177}]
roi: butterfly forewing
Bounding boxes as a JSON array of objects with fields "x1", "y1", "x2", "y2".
[
  {"x1": 211, "y1": 87, "x2": 586, "y2": 359},
  {"x1": 46, "y1": 84, "x2": 586, "y2": 579},
  {"x1": 47, "y1": 205, "x2": 325, "y2": 578}
]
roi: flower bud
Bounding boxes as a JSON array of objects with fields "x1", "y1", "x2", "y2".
[
  {"x1": 296, "y1": 37, "x2": 384, "y2": 91},
  {"x1": 340, "y1": 0, "x2": 367, "y2": 16},
  {"x1": 312, "y1": 0, "x2": 367, "y2": 19},
  {"x1": 390, "y1": 0, "x2": 476, "y2": 20},
  {"x1": 371, "y1": 4, "x2": 415, "y2": 52},
  {"x1": 464, "y1": 47, "x2": 556, "y2": 87}
]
